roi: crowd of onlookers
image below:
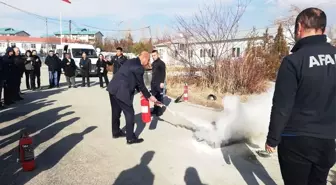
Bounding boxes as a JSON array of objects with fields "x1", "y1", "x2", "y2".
[{"x1": 0, "y1": 46, "x2": 129, "y2": 109}]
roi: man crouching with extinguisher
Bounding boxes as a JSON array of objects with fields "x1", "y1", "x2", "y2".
[{"x1": 107, "y1": 51, "x2": 158, "y2": 145}]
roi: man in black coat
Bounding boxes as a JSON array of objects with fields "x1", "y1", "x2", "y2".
[
  {"x1": 79, "y1": 52, "x2": 91, "y2": 87},
  {"x1": 2, "y1": 47, "x2": 15, "y2": 105},
  {"x1": 107, "y1": 51, "x2": 158, "y2": 145},
  {"x1": 45, "y1": 50, "x2": 60, "y2": 88},
  {"x1": 12, "y1": 47, "x2": 24, "y2": 100},
  {"x1": 265, "y1": 8, "x2": 336, "y2": 185},
  {"x1": 110, "y1": 47, "x2": 127, "y2": 75},
  {"x1": 150, "y1": 50, "x2": 166, "y2": 116},
  {"x1": 0, "y1": 56, "x2": 4, "y2": 108},
  {"x1": 31, "y1": 50, "x2": 42, "y2": 90},
  {"x1": 62, "y1": 53, "x2": 77, "y2": 88}
]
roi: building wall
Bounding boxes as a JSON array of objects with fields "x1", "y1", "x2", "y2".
[
  {"x1": 0, "y1": 41, "x2": 57, "y2": 54},
  {"x1": 154, "y1": 38, "x2": 264, "y2": 66},
  {"x1": 55, "y1": 33, "x2": 102, "y2": 44}
]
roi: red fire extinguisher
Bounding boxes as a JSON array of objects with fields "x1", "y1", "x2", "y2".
[
  {"x1": 18, "y1": 132, "x2": 35, "y2": 171},
  {"x1": 141, "y1": 95, "x2": 151, "y2": 123}
]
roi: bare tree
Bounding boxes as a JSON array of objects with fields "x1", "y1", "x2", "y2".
[
  {"x1": 162, "y1": 0, "x2": 251, "y2": 69},
  {"x1": 274, "y1": 5, "x2": 301, "y2": 46}
]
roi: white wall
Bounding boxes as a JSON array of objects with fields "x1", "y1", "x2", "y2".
[{"x1": 0, "y1": 41, "x2": 57, "y2": 54}]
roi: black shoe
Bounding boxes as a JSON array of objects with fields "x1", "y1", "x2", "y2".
[
  {"x1": 127, "y1": 138, "x2": 144, "y2": 145},
  {"x1": 112, "y1": 131, "x2": 126, "y2": 139},
  {"x1": 68, "y1": 86, "x2": 72, "y2": 88},
  {"x1": 73, "y1": 86, "x2": 77, "y2": 88},
  {"x1": 4, "y1": 101, "x2": 14, "y2": 106}
]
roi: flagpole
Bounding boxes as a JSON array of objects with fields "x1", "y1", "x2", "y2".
[{"x1": 60, "y1": 12, "x2": 63, "y2": 45}]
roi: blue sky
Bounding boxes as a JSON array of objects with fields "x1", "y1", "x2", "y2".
[{"x1": 0, "y1": 0, "x2": 336, "y2": 40}]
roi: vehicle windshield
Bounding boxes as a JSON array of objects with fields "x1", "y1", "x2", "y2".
[{"x1": 72, "y1": 49, "x2": 98, "y2": 58}]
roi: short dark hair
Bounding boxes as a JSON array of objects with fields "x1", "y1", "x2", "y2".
[
  {"x1": 116, "y1": 47, "x2": 123, "y2": 51},
  {"x1": 295, "y1": 7, "x2": 327, "y2": 33},
  {"x1": 49, "y1": 50, "x2": 54, "y2": 53},
  {"x1": 152, "y1": 50, "x2": 158, "y2": 54}
]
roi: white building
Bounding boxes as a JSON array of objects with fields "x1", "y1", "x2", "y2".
[
  {"x1": 153, "y1": 27, "x2": 294, "y2": 66},
  {"x1": 0, "y1": 36, "x2": 77, "y2": 54},
  {"x1": 53, "y1": 28, "x2": 104, "y2": 44}
]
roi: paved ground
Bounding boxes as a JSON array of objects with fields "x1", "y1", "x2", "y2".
[{"x1": 0, "y1": 67, "x2": 335, "y2": 185}]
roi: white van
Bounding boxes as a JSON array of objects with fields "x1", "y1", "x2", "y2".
[{"x1": 56, "y1": 43, "x2": 99, "y2": 76}]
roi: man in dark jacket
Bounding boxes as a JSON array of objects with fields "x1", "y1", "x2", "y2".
[
  {"x1": 107, "y1": 51, "x2": 158, "y2": 145},
  {"x1": 0, "y1": 56, "x2": 4, "y2": 108},
  {"x1": 150, "y1": 50, "x2": 166, "y2": 116},
  {"x1": 62, "y1": 53, "x2": 77, "y2": 88},
  {"x1": 55, "y1": 53, "x2": 63, "y2": 86},
  {"x1": 45, "y1": 50, "x2": 60, "y2": 88},
  {"x1": 79, "y1": 52, "x2": 91, "y2": 87},
  {"x1": 266, "y1": 8, "x2": 335, "y2": 185},
  {"x1": 2, "y1": 47, "x2": 15, "y2": 105},
  {"x1": 111, "y1": 47, "x2": 127, "y2": 75},
  {"x1": 13, "y1": 47, "x2": 24, "y2": 100},
  {"x1": 31, "y1": 50, "x2": 42, "y2": 90}
]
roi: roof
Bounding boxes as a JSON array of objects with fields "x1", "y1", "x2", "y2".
[
  {"x1": 0, "y1": 28, "x2": 30, "y2": 36},
  {"x1": 54, "y1": 28, "x2": 103, "y2": 36},
  {"x1": 0, "y1": 36, "x2": 79, "y2": 44}
]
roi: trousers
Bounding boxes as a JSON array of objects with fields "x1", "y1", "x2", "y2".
[
  {"x1": 98, "y1": 72, "x2": 109, "y2": 87},
  {"x1": 109, "y1": 94, "x2": 135, "y2": 140},
  {"x1": 278, "y1": 136, "x2": 335, "y2": 185},
  {"x1": 25, "y1": 70, "x2": 34, "y2": 89},
  {"x1": 49, "y1": 71, "x2": 58, "y2": 87},
  {"x1": 66, "y1": 76, "x2": 76, "y2": 87}
]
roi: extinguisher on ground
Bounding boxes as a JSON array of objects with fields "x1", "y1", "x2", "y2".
[
  {"x1": 183, "y1": 83, "x2": 188, "y2": 102},
  {"x1": 140, "y1": 95, "x2": 151, "y2": 123},
  {"x1": 18, "y1": 132, "x2": 35, "y2": 171}
]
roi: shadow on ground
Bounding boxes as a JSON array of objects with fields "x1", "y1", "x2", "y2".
[
  {"x1": 112, "y1": 151, "x2": 155, "y2": 185},
  {"x1": 1, "y1": 126, "x2": 97, "y2": 185},
  {"x1": 184, "y1": 167, "x2": 207, "y2": 185},
  {"x1": 221, "y1": 143, "x2": 277, "y2": 185}
]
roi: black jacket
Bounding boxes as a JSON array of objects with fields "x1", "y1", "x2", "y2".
[
  {"x1": 0, "y1": 56, "x2": 3, "y2": 80},
  {"x1": 32, "y1": 55, "x2": 42, "y2": 71},
  {"x1": 151, "y1": 58, "x2": 166, "y2": 86},
  {"x1": 45, "y1": 55, "x2": 61, "y2": 72},
  {"x1": 111, "y1": 55, "x2": 127, "y2": 74},
  {"x1": 62, "y1": 58, "x2": 77, "y2": 77},
  {"x1": 96, "y1": 59, "x2": 109, "y2": 74},
  {"x1": 24, "y1": 56, "x2": 34, "y2": 71},
  {"x1": 107, "y1": 57, "x2": 151, "y2": 106},
  {"x1": 13, "y1": 55, "x2": 25, "y2": 76},
  {"x1": 1, "y1": 48, "x2": 14, "y2": 80},
  {"x1": 267, "y1": 35, "x2": 336, "y2": 147},
  {"x1": 79, "y1": 58, "x2": 91, "y2": 71}
]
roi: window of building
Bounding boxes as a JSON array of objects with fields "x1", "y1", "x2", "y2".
[
  {"x1": 41, "y1": 44, "x2": 46, "y2": 49},
  {"x1": 188, "y1": 50, "x2": 193, "y2": 58},
  {"x1": 31, "y1": 44, "x2": 36, "y2": 49},
  {"x1": 174, "y1": 50, "x2": 178, "y2": 57},
  {"x1": 0, "y1": 43, "x2": 5, "y2": 48},
  {"x1": 179, "y1": 43, "x2": 186, "y2": 51},
  {"x1": 232, "y1": 47, "x2": 241, "y2": 57},
  {"x1": 200, "y1": 49, "x2": 203, "y2": 57},
  {"x1": 10, "y1": 43, "x2": 16, "y2": 47}
]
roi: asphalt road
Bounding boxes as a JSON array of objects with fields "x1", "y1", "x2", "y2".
[{"x1": 0, "y1": 67, "x2": 335, "y2": 185}]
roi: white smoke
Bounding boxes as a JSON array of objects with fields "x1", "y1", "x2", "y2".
[{"x1": 192, "y1": 84, "x2": 275, "y2": 148}]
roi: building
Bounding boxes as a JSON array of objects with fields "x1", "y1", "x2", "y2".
[
  {"x1": 53, "y1": 28, "x2": 103, "y2": 44},
  {"x1": 153, "y1": 27, "x2": 294, "y2": 66},
  {"x1": 0, "y1": 28, "x2": 30, "y2": 37},
  {"x1": 0, "y1": 36, "x2": 78, "y2": 54}
]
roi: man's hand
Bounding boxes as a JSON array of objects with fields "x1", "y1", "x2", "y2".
[
  {"x1": 265, "y1": 144, "x2": 276, "y2": 154},
  {"x1": 160, "y1": 83, "x2": 164, "y2": 89},
  {"x1": 149, "y1": 96, "x2": 157, "y2": 103}
]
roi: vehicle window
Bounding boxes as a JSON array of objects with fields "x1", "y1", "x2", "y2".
[{"x1": 72, "y1": 49, "x2": 98, "y2": 58}]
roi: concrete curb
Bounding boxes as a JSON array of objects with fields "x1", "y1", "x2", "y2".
[{"x1": 165, "y1": 95, "x2": 223, "y2": 112}]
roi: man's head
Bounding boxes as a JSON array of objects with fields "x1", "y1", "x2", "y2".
[
  {"x1": 6, "y1": 47, "x2": 14, "y2": 56},
  {"x1": 116, "y1": 47, "x2": 123, "y2": 56},
  {"x1": 139, "y1": 51, "x2": 150, "y2": 67},
  {"x1": 151, "y1": 50, "x2": 159, "y2": 61},
  {"x1": 294, "y1": 7, "x2": 327, "y2": 42},
  {"x1": 65, "y1": 53, "x2": 71, "y2": 59},
  {"x1": 32, "y1": 50, "x2": 37, "y2": 56},
  {"x1": 13, "y1": 47, "x2": 20, "y2": 56},
  {"x1": 82, "y1": 52, "x2": 87, "y2": 58},
  {"x1": 49, "y1": 50, "x2": 54, "y2": 56}
]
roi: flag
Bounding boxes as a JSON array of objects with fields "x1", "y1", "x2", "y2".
[{"x1": 62, "y1": 0, "x2": 71, "y2": 4}]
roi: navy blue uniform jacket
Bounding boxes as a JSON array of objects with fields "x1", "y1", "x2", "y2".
[
  {"x1": 267, "y1": 35, "x2": 336, "y2": 147},
  {"x1": 107, "y1": 57, "x2": 151, "y2": 106}
]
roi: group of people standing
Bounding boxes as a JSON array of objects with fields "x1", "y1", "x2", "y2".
[{"x1": 0, "y1": 47, "x2": 42, "y2": 108}]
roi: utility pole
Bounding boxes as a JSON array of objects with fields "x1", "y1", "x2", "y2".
[
  {"x1": 46, "y1": 18, "x2": 49, "y2": 53},
  {"x1": 69, "y1": 20, "x2": 72, "y2": 42}
]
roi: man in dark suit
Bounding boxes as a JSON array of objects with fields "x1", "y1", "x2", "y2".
[{"x1": 107, "y1": 51, "x2": 158, "y2": 145}]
